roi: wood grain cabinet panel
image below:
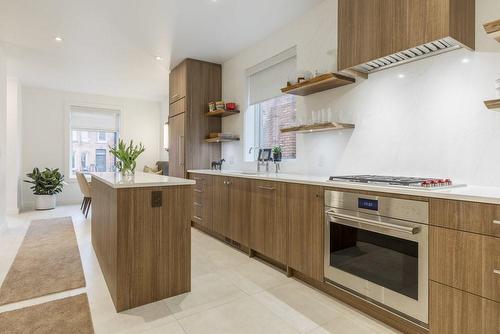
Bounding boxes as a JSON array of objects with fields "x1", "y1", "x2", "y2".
[
  {"x1": 430, "y1": 198, "x2": 500, "y2": 238},
  {"x1": 212, "y1": 175, "x2": 228, "y2": 236},
  {"x1": 430, "y1": 226, "x2": 500, "y2": 302},
  {"x1": 430, "y1": 281, "x2": 500, "y2": 334},
  {"x1": 189, "y1": 173, "x2": 213, "y2": 230},
  {"x1": 169, "y1": 61, "x2": 186, "y2": 104},
  {"x1": 211, "y1": 176, "x2": 251, "y2": 246},
  {"x1": 168, "y1": 113, "x2": 185, "y2": 178},
  {"x1": 250, "y1": 180, "x2": 287, "y2": 264},
  {"x1": 287, "y1": 183, "x2": 324, "y2": 281},
  {"x1": 226, "y1": 177, "x2": 251, "y2": 247},
  {"x1": 169, "y1": 98, "x2": 186, "y2": 118}
]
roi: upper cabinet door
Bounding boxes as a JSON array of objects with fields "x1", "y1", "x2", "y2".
[{"x1": 169, "y1": 61, "x2": 187, "y2": 104}]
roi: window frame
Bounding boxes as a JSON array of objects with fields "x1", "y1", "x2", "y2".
[{"x1": 64, "y1": 102, "x2": 122, "y2": 182}]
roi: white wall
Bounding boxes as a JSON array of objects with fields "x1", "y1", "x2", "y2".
[
  {"x1": 0, "y1": 45, "x2": 7, "y2": 226},
  {"x1": 221, "y1": 0, "x2": 500, "y2": 186},
  {"x1": 6, "y1": 78, "x2": 22, "y2": 214},
  {"x1": 21, "y1": 86, "x2": 162, "y2": 210}
]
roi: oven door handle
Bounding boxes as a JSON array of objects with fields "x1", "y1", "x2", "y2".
[{"x1": 327, "y1": 211, "x2": 420, "y2": 235}]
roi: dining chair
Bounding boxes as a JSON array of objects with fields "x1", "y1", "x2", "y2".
[{"x1": 76, "y1": 172, "x2": 92, "y2": 218}]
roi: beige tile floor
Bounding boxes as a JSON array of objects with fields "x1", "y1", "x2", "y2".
[{"x1": 0, "y1": 205, "x2": 402, "y2": 334}]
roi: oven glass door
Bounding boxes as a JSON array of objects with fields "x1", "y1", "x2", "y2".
[{"x1": 328, "y1": 220, "x2": 419, "y2": 300}]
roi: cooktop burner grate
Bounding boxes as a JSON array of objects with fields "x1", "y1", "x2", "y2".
[{"x1": 328, "y1": 175, "x2": 458, "y2": 189}]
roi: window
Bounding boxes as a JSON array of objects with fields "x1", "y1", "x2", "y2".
[
  {"x1": 95, "y1": 149, "x2": 107, "y2": 172},
  {"x1": 69, "y1": 106, "x2": 120, "y2": 177},
  {"x1": 251, "y1": 95, "x2": 296, "y2": 159},
  {"x1": 246, "y1": 47, "x2": 297, "y2": 160},
  {"x1": 98, "y1": 131, "x2": 107, "y2": 143},
  {"x1": 80, "y1": 131, "x2": 89, "y2": 142}
]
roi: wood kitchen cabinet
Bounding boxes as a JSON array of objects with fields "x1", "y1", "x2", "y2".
[
  {"x1": 430, "y1": 281, "x2": 500, "y2": 334},
  {"x1": 430, "y1": 226, "x2": 500, "y2": 302},
  {"x1": 212, "y1": 176, "x2": 251, "y2": 246},
  {"x1": 287, "y1": 184, "x2": 324, "y2": 281},
  {"x1": 250, "y1": 180, "x2": 287, "y2": 264},
  {"x1": 430, "y1": 198, "x2": 500, "y2": 238},
  {"x1": 169, "y1": 61, "x2": 186, "y2": 104},
  {"x1": 189, "y1": 173, "x2": 213, "y2": 230},
  {"x1": 168, "y1": 59, "x2": 222, "y2": 178},
  {"x1": 168, "y1": 112, "x2": 185, "y2": 178},
  {"x1": 337, "y1": 0, "x2": 475, "y2": 71}
]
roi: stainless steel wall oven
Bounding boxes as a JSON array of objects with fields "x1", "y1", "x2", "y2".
[{"x1": 324, "y1": 190, "x2": 428, "y2": 324}]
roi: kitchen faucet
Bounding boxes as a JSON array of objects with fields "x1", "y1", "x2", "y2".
[{"x1": 248, "y1": 146, "x2": 270, "y2": 173}]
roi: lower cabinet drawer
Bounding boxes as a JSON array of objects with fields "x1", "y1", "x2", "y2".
[
  {"x1": 430, "y1": 226, "x2": 500, "y2": 302},
  {"x1": 189, "y1": 174, "x2": 213, "y2": 230},
  {"x1": 430, "y1": 281, "x2": 500, "y2": 334},
  {"x1": 430, "y1": 198, "x2": 500, "y2": 238}
]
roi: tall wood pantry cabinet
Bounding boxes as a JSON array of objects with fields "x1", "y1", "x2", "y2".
[{"x1": 168, "y1": 59, "x2": 222, "y2": 178}]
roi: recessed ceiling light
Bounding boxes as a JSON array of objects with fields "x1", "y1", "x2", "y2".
[
  {"x1": 461, "y1": 58, "x2": 470, "y2": 63},
  {"x1": 54, "y1": 36, "x2": 63, "y2": 42},
  {"x1": 397, "y1": 74, "x2": 405, "y2": 79},
  {"x1": 155, "y1": 56, "x2": 163, "y2": 61}
]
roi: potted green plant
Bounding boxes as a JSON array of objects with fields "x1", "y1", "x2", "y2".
[
  {"x1": 109, "y1": 139, "x2": 145, "y2": 176},
  {"x1": 24, "y1": 168, "x2": 65, "y2": 210},
  {"x1": 272, "y1": 146, "x2": 283, "y2": 162}
]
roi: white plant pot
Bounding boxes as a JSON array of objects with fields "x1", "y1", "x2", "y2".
[{"x1": 34, "y1": 195, "x2": 57, "y2": 210}]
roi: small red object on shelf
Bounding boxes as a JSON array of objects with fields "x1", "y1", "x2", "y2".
[{"x1": 226, "y1": 102, "x2": 237, "y2": 110}]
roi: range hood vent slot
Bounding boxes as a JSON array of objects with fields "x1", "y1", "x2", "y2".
[{"x1": 352, "y1": 37, "x2": 461, "y2": 74}]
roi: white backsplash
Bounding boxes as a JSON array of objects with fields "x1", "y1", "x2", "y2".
[{"x1": 221, "y1": 0, "x2": 500, "y2": 186}]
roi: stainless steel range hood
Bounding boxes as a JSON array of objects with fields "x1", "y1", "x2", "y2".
[{"x1": 351, "y1": 37, "x2": 462, "y2": 74}]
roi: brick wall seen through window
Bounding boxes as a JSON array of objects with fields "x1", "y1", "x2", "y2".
[{"x1": 255, "y1": 94, "x2": 297, "y2": 159}]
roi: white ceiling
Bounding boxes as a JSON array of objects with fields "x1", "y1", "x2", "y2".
[{"x1": 0, "y1": 0, "x2": 323, "y2": 101}]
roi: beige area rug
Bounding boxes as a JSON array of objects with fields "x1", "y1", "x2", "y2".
[
  {"x1": 0, "y1": 294, "x2": 94, "y2": 333},
  {"x1": 0, "y1": 217, "x2": 86, "y2": 305}
]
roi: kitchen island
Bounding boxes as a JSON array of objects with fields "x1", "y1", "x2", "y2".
[{"x1": 90, "y1": 172, "x2": 195, "y2": 312}]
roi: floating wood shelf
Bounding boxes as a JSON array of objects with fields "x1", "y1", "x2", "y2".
[
  {"x1": 484, "y1": 99, "x2": 500, "y2": 110},
  {"x1": 483, "y1": 19, "x2": 500, "y2": 42},
  {"x1": 206, "y1": 109, "x2": 240, "y2": 117},
  {"x1": 281, "y1": 73, "x2": 355, "y2": 96},
  {"x1": 205, "y1": 136, "x2": 240, "y2": 143},
  {"x1": 280, "y1": 122, "x2": 355, "y2": 134}
]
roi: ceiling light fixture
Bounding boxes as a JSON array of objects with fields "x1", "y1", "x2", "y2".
[
  {"x1": 397, "y1": 74, "x2": 405, "y2": 79},
  {"x1": 54, "y1": 36, "x2": 63, "y2": 42},
  {"x1": 155, "y1": 56, "x2": 163, "y2": 61},
  {"x1": 461, "y1": 58, "x2": 470, "y2": 63}
]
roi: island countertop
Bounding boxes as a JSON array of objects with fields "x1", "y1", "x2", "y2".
[{"x1": 90, "y1": 172, "x2": 195, "y2": 189}]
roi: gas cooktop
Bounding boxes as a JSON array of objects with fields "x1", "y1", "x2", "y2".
[{"x1": 328, "y1": 175, "x2": 465, "y2": 189}]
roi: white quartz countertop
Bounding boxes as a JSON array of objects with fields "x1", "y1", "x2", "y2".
[
  {"x1": 91, "y1": 172, "x2": 195, "y2": 189},
  {"x1": 188, "y1": 169, "x2": 500, "y2": 205}
]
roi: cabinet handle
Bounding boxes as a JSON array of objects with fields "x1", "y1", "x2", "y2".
[
  {"x1": 193, "y1": 189, "x2": 203, "y2": 193},
  {"x1": 193, "y1": 215, "x2": 203, "y2": 221},
  {"x1": 257, "y1": 186, "x2": 275, "y2": 191},
  {"x1": 193, "y1": 202, "x2": 203, "y2": 207},
  {"x1": 194, "y1": 177, "x2": 204, "y2": 181},
  {"x1": 494, "y1": 269, "x2": 500, "y2": 275},
  {"x1": 171, "y1": 93, "x2": 180, "y2": 100},
  {"x1": 493, "y1": 220, "x2": 500, "y2": 225}
]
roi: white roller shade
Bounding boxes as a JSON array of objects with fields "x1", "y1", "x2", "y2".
[
  {"x1": 247, "y1": 47, "x2": 297, "y2": 106},
  {"x1": 70, "y1": 106, "x2": 120, "y2": 132}
]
